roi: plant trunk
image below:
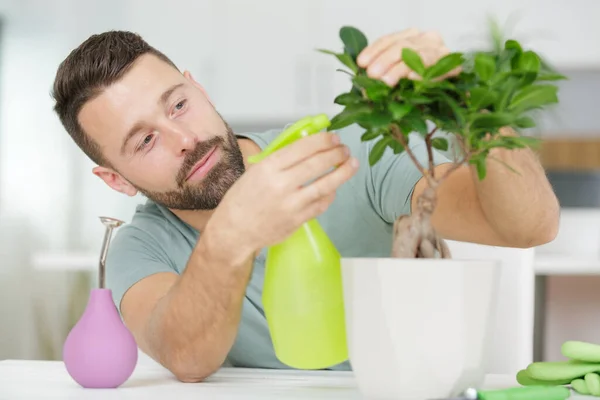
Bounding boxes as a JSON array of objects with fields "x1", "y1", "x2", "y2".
[{"x1": 391, "y1": 186, "x2": 452, "y2": 259}]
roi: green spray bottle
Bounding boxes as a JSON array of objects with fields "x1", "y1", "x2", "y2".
[{"x1": 247, "y1": 114, "x2": 349, "y2": 370}]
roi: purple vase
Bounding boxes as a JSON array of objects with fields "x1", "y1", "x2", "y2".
[{"x1": 63, "y1": 288, "x2": 138, "y2": 388}]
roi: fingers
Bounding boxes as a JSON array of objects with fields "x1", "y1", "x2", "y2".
[
  {"x1": 371, "y1": 44, "x2": 439, "y2": 85},
  {"x1": 381, "y1": 62, "x2": 412, "y2": 86},
  {"x1": 365, "y1": 41, "x2": 408, "y2": 79},
  {"x1": 357, "y1": 29, "x2": 453, "y2": 86},
  {"x1": 264, "y1": 131, "x2": 341, "y2": 170},
  {"x1": 295, "y1": 156, "x2": 359, "y2": 209},
  {"x1": 298, "y1": 192, "x2": 337, "y2": 222},
  {"x1": 418, "y1": 30, "x2": 444, "y2": 46},
  {"x1": 285, "y1": 144, "x2": 352, "y2": 186},
  {"x1": 357, "y1": 28, "x2": 420, "y2": 67}
]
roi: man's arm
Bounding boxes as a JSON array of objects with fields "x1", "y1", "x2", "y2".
[
  {"x1": 413, "y1": 130, "x2": 560, "y2": 248},
  {"x1": 356, "y1": 28, "x2": 560, "y2": 247},
  {"x1": 121, "y1": 224, "x2": 253, "y2": 382}
]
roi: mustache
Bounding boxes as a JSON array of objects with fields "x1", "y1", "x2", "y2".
[{"x1": 176, "y1": 136, "x2": 225, "y2": 187}]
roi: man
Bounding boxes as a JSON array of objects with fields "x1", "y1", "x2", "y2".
[{"x1": 52, "y1": 28, "x2": 559, "y2": 382}]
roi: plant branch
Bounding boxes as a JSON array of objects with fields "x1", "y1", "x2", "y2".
[
  {"x1": 440, "y1": 142, "x2": 491, "y2": 183},
  {"x1": 390, "y1": 124, "x2": 434, "y2": 186},
  {"x1": 454, "y1": 133, "x2": 469, "y2": 161},
  {"x1": 425, "y1": 127, "x2": 438, "y2": 179},
  {"x1": 439, "y1": 155, "x2": 470, "y2": 183}
]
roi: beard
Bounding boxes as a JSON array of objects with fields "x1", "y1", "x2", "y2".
[{"x1": 132, "y1": 122, "x2": 246, "y2": 210}]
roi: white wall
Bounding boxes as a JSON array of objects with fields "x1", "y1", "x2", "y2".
[
  {"x1": 544, "y1": 276, "x2": 600, "y2": 361},
  {"x1": 539, "y1": 210, "x2": 600, "y2": 362}
]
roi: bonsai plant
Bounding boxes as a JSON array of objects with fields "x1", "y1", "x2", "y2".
[{"x1": 318, "y1": 26, "x2": 565, "y2": 259}]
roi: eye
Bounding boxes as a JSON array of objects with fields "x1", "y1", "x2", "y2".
[
  {"x1": 137, "y1": 134, "x2": 155, "y2": 151},
  {"x1": 174, "y1": 100, "x2": 187, "y2": 112}
]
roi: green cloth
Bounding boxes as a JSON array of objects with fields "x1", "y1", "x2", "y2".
[{"x1": 105, "y1": 123, "x2": 451, "y2": 370}]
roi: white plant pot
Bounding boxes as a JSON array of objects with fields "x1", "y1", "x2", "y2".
[{"x1": 341, "y1": 257, "x2": 500, "y2": 400}]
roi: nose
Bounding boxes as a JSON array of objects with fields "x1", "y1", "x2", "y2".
[{"x1": 164, "y1": 124, "x2": 197, "y2": 155}]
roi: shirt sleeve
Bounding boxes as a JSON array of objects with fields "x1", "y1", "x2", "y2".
[
  {"x1": 365, "y1": 134, "x2": 452, "y2": 224},
  {"x1": 105, "y1": 225, "x2": 178, "y2": 314}
]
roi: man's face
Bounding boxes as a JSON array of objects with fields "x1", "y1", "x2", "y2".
[{"x1": 79, "y1": 54, "x2": 245, "y2": 210}]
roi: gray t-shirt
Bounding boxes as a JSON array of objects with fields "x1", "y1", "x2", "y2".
[{"x1": 105, "y1": 123, "x2": 451, "y2": 371}]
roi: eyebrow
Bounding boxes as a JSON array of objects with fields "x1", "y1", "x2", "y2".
[{"x1": 120, "y1": 83, "x2": 185, "y2": 155}]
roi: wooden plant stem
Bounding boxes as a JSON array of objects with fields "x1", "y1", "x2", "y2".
[
  {"x1": 390, "y1": 124, "x2": 437, "y2": 188},
  {"x1": 425, "y1": 127, "x2": 438, "y2": 179},
  {"x1": 391, "y1": 184, "x2": 451, "y2": 259},
  {"x1": 389, "y1": 124, "x2": 454, "y2": 259},
  {"x1": 390, "y1": 124, "x2": 425, "y2": 174}
]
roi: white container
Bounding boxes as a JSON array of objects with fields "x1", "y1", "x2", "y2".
[{"x1": 341, "y1": 258, "x2": 500, "y2": 400}]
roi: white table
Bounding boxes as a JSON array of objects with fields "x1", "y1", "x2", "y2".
[
  {"x1": 30, "y1": 252, "x2": 600, "y2": 275},
  {"x1": 0, "y1": 360, "x2": 593, "y2": 399}
]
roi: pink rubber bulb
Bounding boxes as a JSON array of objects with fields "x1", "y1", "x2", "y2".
[
  {"x1": 63, "y1": 216, "x2": 137, "y2": 388},
  {"x1": 63, "y1": 288, "x2": 138, "y2": 388}
]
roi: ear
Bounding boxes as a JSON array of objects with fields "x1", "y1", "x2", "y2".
[
  {"x1": 92, "y1": 166, "x2": 138, "y2": 197},
  {"x1": 183, "y1": 70, "x2": 214, "y2": 106}
]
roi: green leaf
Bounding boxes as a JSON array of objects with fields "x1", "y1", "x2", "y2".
[
  {"x1": 401, "y1": 48, "x2": 426, "y2": 77},
  {"x1": 518, "y1": 71, "x2": 538, "y2": 87},
  {"x1": 482, "y1": 138, "x2": 517, "y2": 150},
  {"x1": 431, "y1": 137, "x2": 449, "y2": 151},
  {"x1": 389, "y1": 139, "x2": 405, "y2": 154},
  {"x1": 470, "y1": 155, "x2": 488, "y2": 180},
  {"x1": 470, "y1": 112, "x2": 515, "y2": 130},
  {"x1": 317, "y1": 49, "x2": 337, "y2": 55},
  {"x1": 474, "y1": 53, "x2": 496, "y2": 81},
  {"x1": 401, "y1": 91, "x2": 434, "y2": 105},
  {"x1": 494, "y1": 76, "x2": 520, "y2": 111},
  {"x1": 336, "y1": 53, "x2": 359, "y2": 73},
  {"x1": 503, "y1": 135, "x2": 541, "y2": 149},
  {"x1": 407, "y1": 95, "x2": 434, "y2": 105},
  {"x1": 388, "y1": 103, "x2": 414, "y2": 120},
  {"x1": 360, "y1": 129, "x2": 381, "y2": 142},
  {"x1": 426, "y1": 80, "x2": 460, "y2": 93},
  {"x1": 536, "y1": 73, "x2": 568, "y2": 81},
  {"x1": 435, "y1": 91, "x2": 466, "y2": 126},
  {"x1": 518, "y1": 51, "x2": 541, "y2": 73},
  {"x1": 353, "y1": 75, "x2": 388, "y2": 90},
  {"x1": 424, "y1": 53, "x2": 464, "y2": 80},
  {"x1": 329, "y1": 103, "x2": 372, "y2": 130},
  {"x1": 366, "y1": 85, "x2": 391, "y2": 101},
  {"x1": 509, "y1": 84, "x2": 559, "y2": 113},
  {"x1": 334, "y1": 92, "x2": 362, "y2": 105},
  {"x1": 489, "y1": 71, "x2": 510, "y2": 87},
  {"x1": 340, "y1": 26, "x2": 368, "y2": 60},
  {"x1": 484, "y1": 135, "x2": 540, "y2": 151},
  {"x1": 505, "y1": 40, "x2": 523, "y2": 53},
  {"x1": 369, "y1": 136, "x2": 393, "y2": 166},
  {"x1": 404, "y1": 115, "x2": 429, "y2": 135},
  {"x1": 505, "y1": 41, "x2": 523, "y2": 71},
  {"x1": 398, "y1": 120, "x2": 413, "y2": 137},
  {"x1": 317, "y1": 49, "x2": 358, "y2": 73},
  {"x1": 336, "y1": 69, "x2": 355, "y2": 77},
  {"x1": 469, "y1": 87, "x2": 498, "y2": 109},
  {"x1": 356, "y1": 110, "x2": 393, "y2": 128},
  {"x1": 515, "y1": 116, "x2": 536, "y2": 128}
]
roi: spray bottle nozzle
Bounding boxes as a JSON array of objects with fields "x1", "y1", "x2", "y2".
[{"x1": 247, "y1": 114, "x2": 331, "y2": 164}]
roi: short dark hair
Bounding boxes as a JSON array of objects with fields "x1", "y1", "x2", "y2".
[{"x1": 51, "y1": 31, "x2": 178, "y2": 166}]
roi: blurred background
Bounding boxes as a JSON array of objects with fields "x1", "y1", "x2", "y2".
[{"x1": 0, "y1": 0, "x2": 598, "y2": 363}]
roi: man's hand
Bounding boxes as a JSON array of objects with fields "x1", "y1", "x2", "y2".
[
  {"x1": 356, "y1": 28, "x2": 459, "y2": 86},
  {"x1": 207, "y1": 131, "x2": 358, "y2": 263},
  {"x1": 121, "y1": 132, "x2": 357, "y2": 383}
]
